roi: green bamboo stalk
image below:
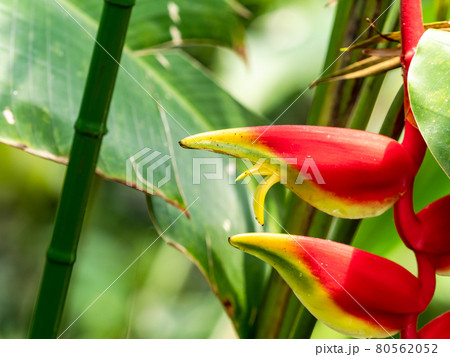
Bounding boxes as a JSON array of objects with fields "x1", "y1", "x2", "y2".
[{"x1": 29, "y1": 0, "x2": 135, "y2": 338}]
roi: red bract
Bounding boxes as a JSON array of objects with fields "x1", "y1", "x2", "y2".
[
  {"x1": 229, "y1": 233, "x2": 426, "y2": 338},
  {"x1": 417, "y1": 195, "x2": 450, "y2": 254},
  {"x1": 395, "y1": 194, "x2": 450, "y2": 275},
  {"x1": 418, "y1": 311, "x2": 450, "y2": 339},
  {"x1": 428, "y1": 255, "x2": 450, "y2": 277},
  {"x1": 180, "y1": 125, "x2": 419, "y2": 224}
]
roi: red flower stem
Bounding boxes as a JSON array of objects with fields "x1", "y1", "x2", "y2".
[
  {"x1": 401, "y1": 314, "x2": 419, "y2": 339},
  {"x1": 399, "y1": 0, "x2": 426, "y2": 164},
  {"x1": 394, "y1": 182, "x2": 421, "y2": 250},
  {"x1": 400, "y1": 0, "x2": 425, "y2": 125},
  {"x1": 401, "y1": 120, "x2": 427, "y2": 167},
  {"x1": 394, "y1": 123, "x2": 427, "y2": 251},
  {"x1": 397, "y1": 0, "x2": 431, "y2": 340},
  {"x1": 416, "y1": 251, "x2": 436, "y2": 309},
  {"x1": 400, "y1": 254, "x2": 435, "y2": 339},
  {"x1": 403, "y1": 254, "x2": 435, "y2": 340},
  {"x1": 400, "y1": 0, "x2": 425, "y2": 71}
]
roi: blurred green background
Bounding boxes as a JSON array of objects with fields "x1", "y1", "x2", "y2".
[{"x1": 0, "y1": 0, "x2": 448, "y2": 338}]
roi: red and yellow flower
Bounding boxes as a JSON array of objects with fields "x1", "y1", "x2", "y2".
[
  {"x1": 180, "y1": 125, "x2": 419, "y2": 225},
  {"x1": 229, "y1": 233, "x2": 426, "y2": 338}
]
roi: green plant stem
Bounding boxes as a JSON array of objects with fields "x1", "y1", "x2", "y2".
[
  {"x1": 253, "y1": 270, "x2": 293, "y2": 339},
  {"x1": 310, "y1": 0, "x2": 394, "y2": 127},
  {"x1": 306, "y1": 210, "x2": 333, "y2": 238},
  {"x1": 435, "y1": 0, "x2": 449, "y2": 21},
  {"x1": 29, "y1": 0, "x2": 135, "y2": 339},
  {"x1": 288, "y1": 306, "x2": 317, "y2": 339},
  {"x1": 307, "y1": 0, "x2": 353, "y2": 126},
  {"x1": 347, "y1": 75, "x2": 386, "y2": 130},
  {"x1": 327, "y1": 218, "x2": 361, "y2": 243},
  {"x1": 278, "y1": 292, "x2": 302, "y2": 338},
  {"x1": 380, "y1": 87, "x2": 404, "y2": 137},
  {"x1": 253, "y1": 199, "x2": 313, "y2": 338}
]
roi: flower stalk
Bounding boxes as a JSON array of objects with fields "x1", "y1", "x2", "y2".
[
  {"x1": 400, "y1": 0, "x2": 425, "y2": 126},
  {"x1": 178, "y1": 0, "x2": 448, "y2": 340},
  {"x1": 395, "y1": 0, "x2": 444, "y2": 339}
]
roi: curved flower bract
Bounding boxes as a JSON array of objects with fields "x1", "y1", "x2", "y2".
[
  {"x1": 396, "y1": 195, "x2": 450, "y2": 275},
  {"x1": 418, "y1": 311, "x2": 450, "y2": 339},
  {"x1": 419, "y1": 195, "x2": 450, "y2": 276},
  {"x1": 417, "y1": 195, "x2": 450, "y2": 253},
  {"x1": 180, "y1": 126, "x2": 418, "y2": 224},
  {"x1": 428, "y1": 255, "x2": 450, "y2": 277},
  {"x1": 229, "y1": 233, "x2": 425, "y2": 338}
]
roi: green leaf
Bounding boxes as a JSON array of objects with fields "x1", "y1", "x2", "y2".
[
  {"x1": 147, "y1": 168, "x2": 268, "y2": 338},
  {"x1": 408, "y1": 29, "x2": 450, "y2": 177},
  {"x1": 0, "y1": 0, "x2": 266, "y2": 336},
  {"x1": 71, "y1": 0, "x2": 248, "y2": 53}
]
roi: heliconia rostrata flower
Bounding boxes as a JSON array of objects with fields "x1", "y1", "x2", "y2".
[
  {"x1": 178, "y1": 1, "x2": 448, "y2": 339},
  {"x1": 180, "y1": 126, "x2": 420, "y2": 225},
  {"x1": 229, "y1": 233, "x2": 427, "y2": 338}
]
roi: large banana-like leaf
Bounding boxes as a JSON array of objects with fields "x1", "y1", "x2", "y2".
[
  {"x1": 71, "y1": 0, "x2": 248, "y2": 53},
  {"x1": 0, "y1": 0, "x2": 266, "y2": 336}
]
